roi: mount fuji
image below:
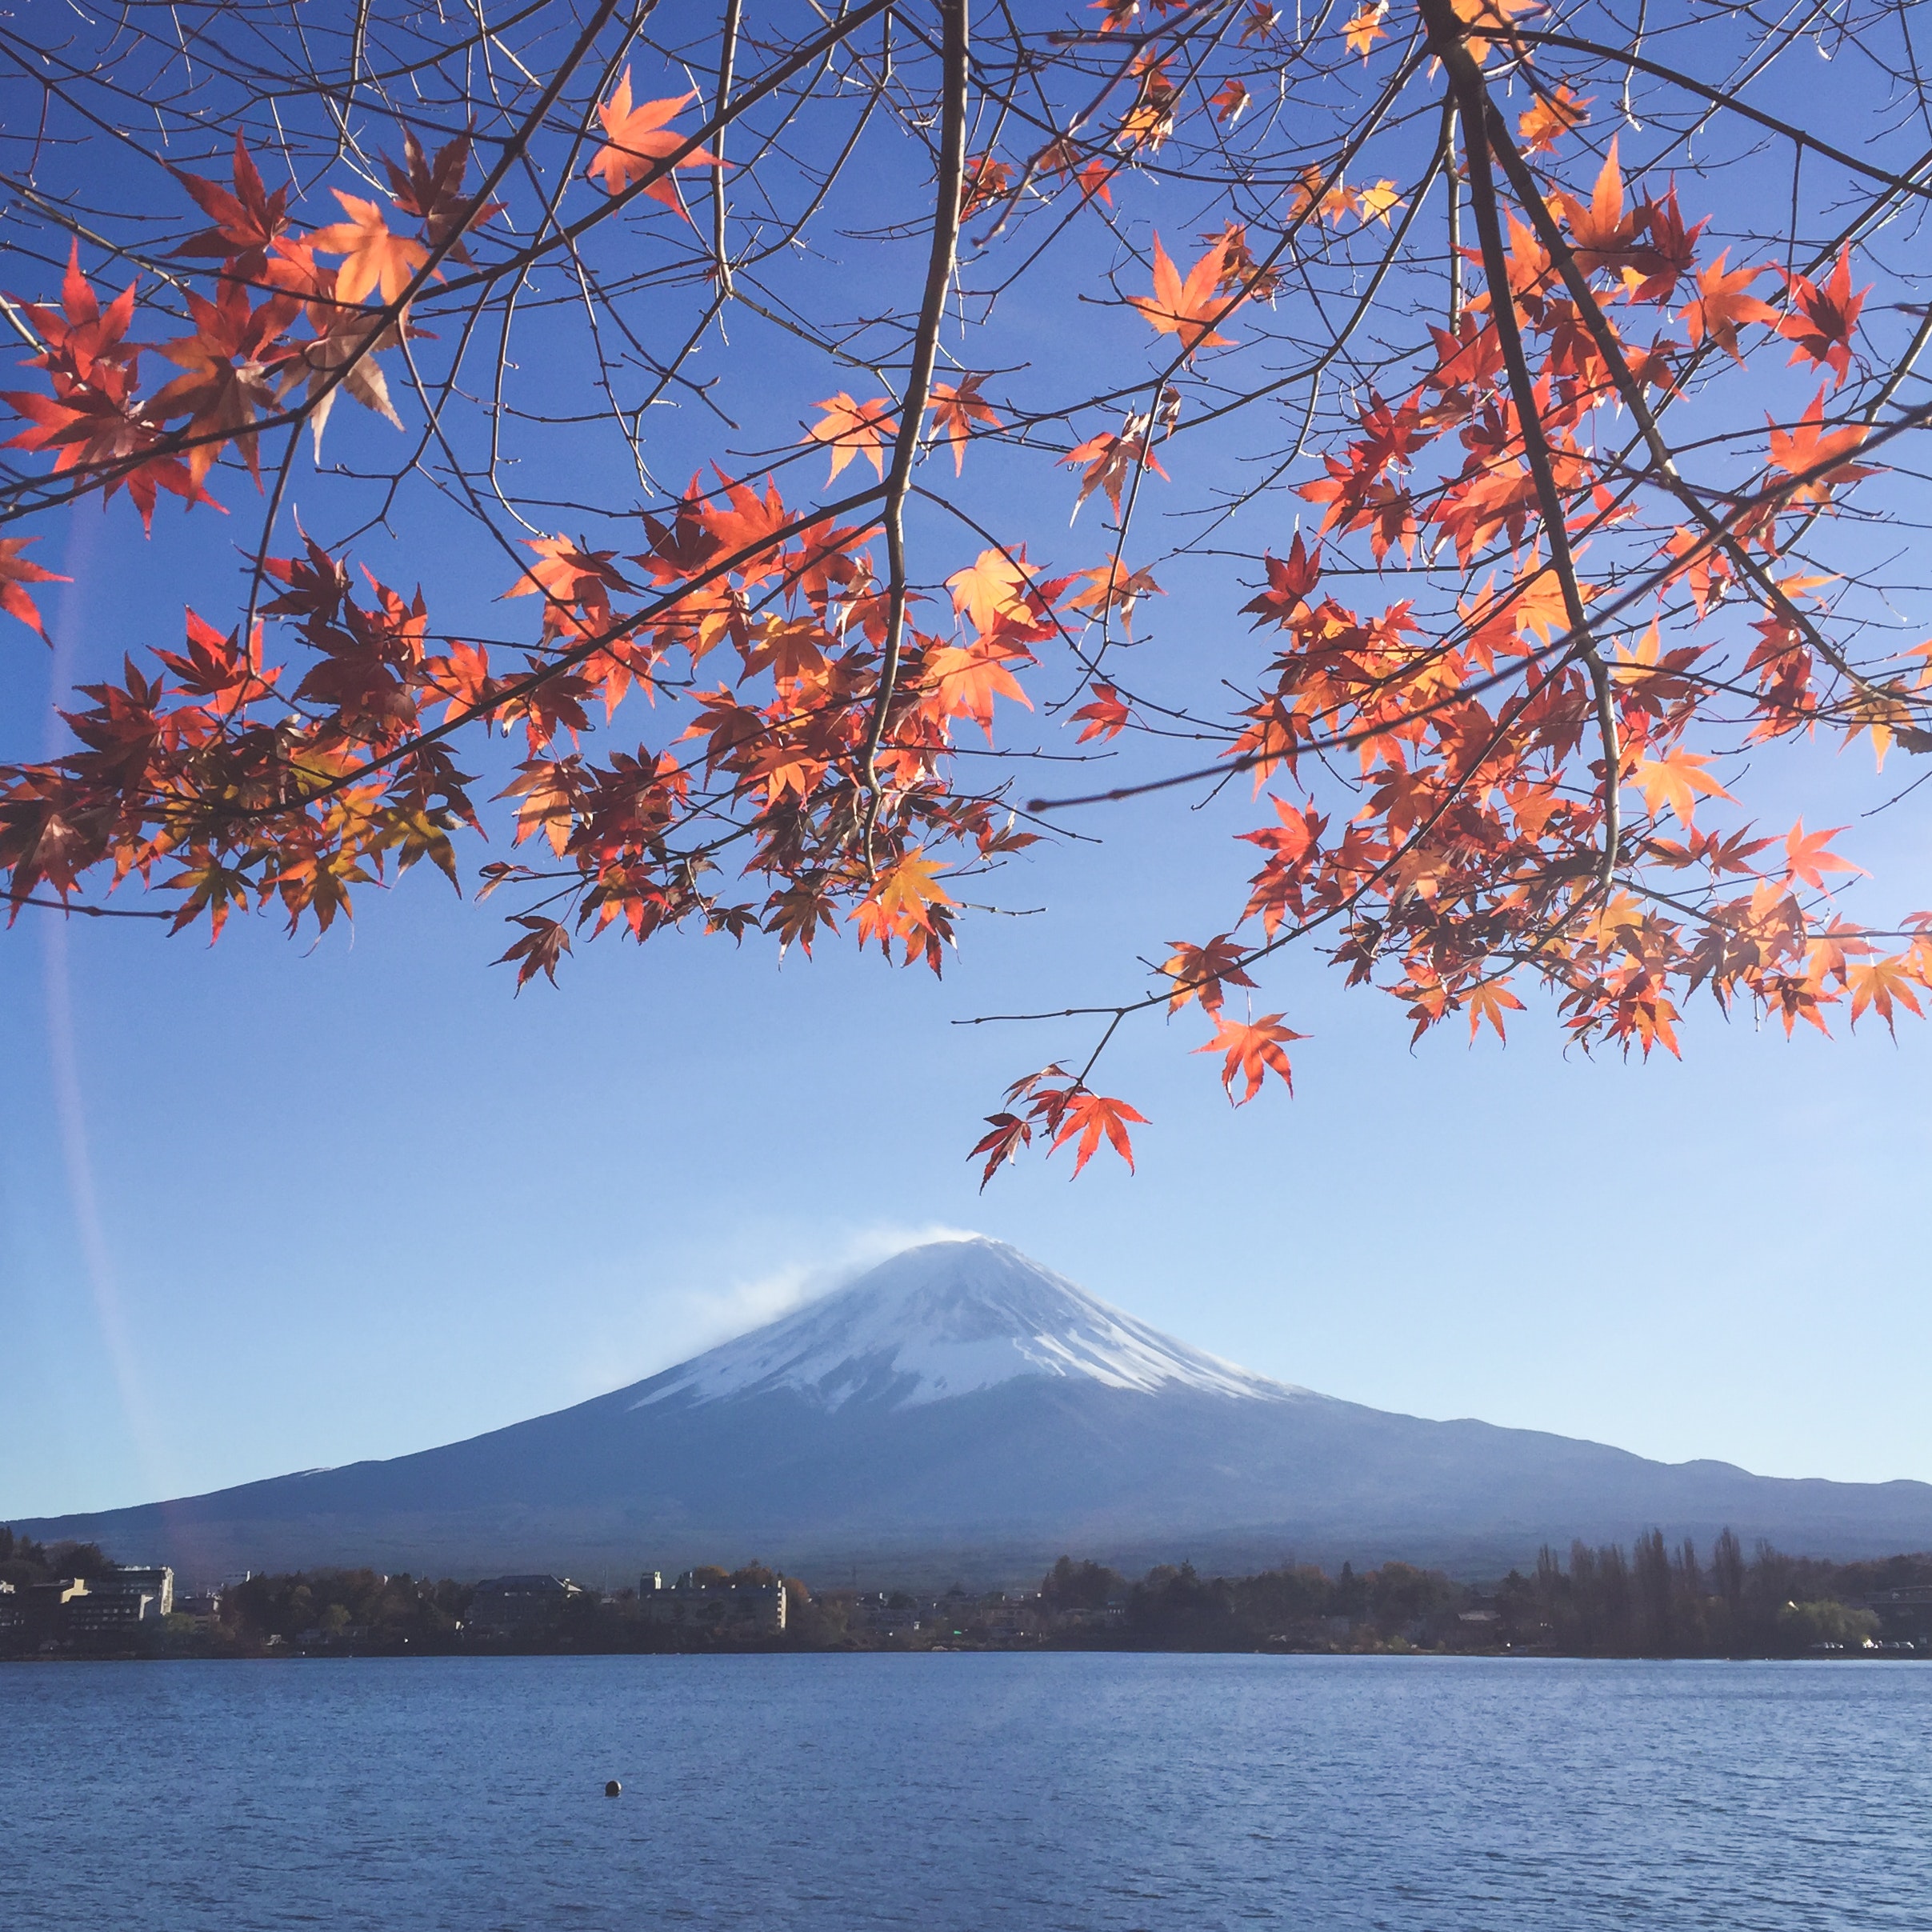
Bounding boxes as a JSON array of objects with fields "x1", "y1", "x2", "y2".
[{"x1": 17, "y1": 1237, "x2": 1932, "y2": 1582}]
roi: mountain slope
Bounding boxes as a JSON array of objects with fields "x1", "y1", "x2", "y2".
[{"x1": 16, "y1": 1238, "x2": 1932, "y2": 1582}]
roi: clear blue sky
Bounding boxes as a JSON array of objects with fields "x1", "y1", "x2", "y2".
[{"x1": 5, "y1": 18, "x2": 1930, "y2": 1525}]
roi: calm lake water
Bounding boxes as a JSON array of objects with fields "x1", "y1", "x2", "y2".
[{"x1": 5, "y1": 1653, "x2": 1927, "y2": 1928}]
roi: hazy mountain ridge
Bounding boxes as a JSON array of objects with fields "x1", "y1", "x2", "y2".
[{"x1": 15, "y1": 1238, "x2": 1932, "y2": 1584}]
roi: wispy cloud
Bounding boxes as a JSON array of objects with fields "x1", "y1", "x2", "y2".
[{"x1": 570, "y1": 1222, "x2": 981, "y2": 1397}]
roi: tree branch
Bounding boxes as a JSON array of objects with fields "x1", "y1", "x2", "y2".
[
  {"x1": 1422, "y1": 0, "x2": 1621, "y2": 887},
  {"x1": 858, "y1": 0, "x2": 970, "y2": 858}
]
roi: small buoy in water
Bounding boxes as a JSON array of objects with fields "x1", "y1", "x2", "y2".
[{"x1": 605, "y1": 1780, "x2": 622, "y2": 1798}]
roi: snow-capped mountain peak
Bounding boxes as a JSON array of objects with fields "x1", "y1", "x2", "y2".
[{"x1": 630, "y1": 1237, "x2": 1295, "y2": 1413}]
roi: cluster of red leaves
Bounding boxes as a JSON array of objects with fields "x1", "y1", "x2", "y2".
[
  {"x1": 3, "y1": 32, "x2": 1925, "y2": 1191},
  {"x1": 1135, "y1": 121, "x2": 1925, "y2": 1130},
  {"x1": 0, "y1": 130, "x2": 500, "y2": 571}
]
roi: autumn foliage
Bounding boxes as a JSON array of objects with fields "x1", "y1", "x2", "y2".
[{"x1": 3, "y1": 0, "x2": 1930, "y2": 1180}]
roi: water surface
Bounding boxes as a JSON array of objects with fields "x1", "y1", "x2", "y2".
[{"x1": 6, "y1": 1654, "x2": 1926, "y2": 1928}]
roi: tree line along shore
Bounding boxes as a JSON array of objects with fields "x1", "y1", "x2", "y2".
[{"x1": 4, "y1": 1526, "x2": 1929, "y2": 1661}]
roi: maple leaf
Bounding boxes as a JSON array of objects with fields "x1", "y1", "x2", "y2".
[
  {"x1": 700, "y1": 469, "x2": 795, "y2": 581},
  {"x1": 1354, "y1": 182, "x2": 1404, "y2": 226},
  {"x1": 1518, "y1": 83, "x2": 1589, "y2": 154},
  {"x1": 1767, "y1": 390, "x2": 1876, "y2": 506},
  {"x1": 587, "y1": 76, "x2": 722, "y2": 214},
  {"x1": 924, "y1": 639, "x2": 1033, "y2": 738},
  {"x1": 1061, "y1": 426, "x2": 1167, "y2": 522},
  {"x1": 1071, "y1": 682, "x2": 1131, "y2": 742},
  {"x1": 1210, "y1": 79, "x2": 1250, "y2": 126},
  {"x1": 807, "y1": 394, "x2": 899, "y2": 482},
  {"x1": 383, "y1": 129, "x2": 502, "y2": 261},
  {"x1": 509, "y1": 534, "x2": 630, "y2": 607},
  {"x1": 502, "y1": 758, "x2": 579, "y2": 854},
  {"x1": 308, "y1": 191, "x2": 431, "y2": 306},
  {"x1": 1782, "y1": 820, "x2": 1862, "y2": 891},
  {"x1": 926, "y1": 376, "x2": 1002, "y2": 474},
  {"x1": 1629, "y1": 187, "x2": 1704, "y2": 306},
  {"x1": 960, "y1": 153, "x2": 1014, "y2": 222},
  {"x1": 1463, "y1": 980, "x2": 1526, "y2": 1042},
  {"x1": 859, "y1": 847, "x2": 956, "y2": 951},
  {"x1": 496, "y1": 914, "x2": 572, "y2": 990},
  {"x1": 146, "y1": 281, "x2": 291, "y2": 482},
  {"x1": 1242, "y1": 535, "x2": 1322, "y2": 627},
  {"x1": 1848, "y1": 953, "x2": 1925, "y2": 1036},
  {"x1": 1050, "y1": 1090, "x2": 1148, "y2": 1174},
  {"x1": 1633, "y1": 748, "x2": 1732, "y2": 825},
  {"x1": 1039, "y1": 138, "x2": 1115, "y2": 206},
  {"x1": 270, "y1": 308, "x2": 406, "y2": 456},
  {"x1": 970, "y1": 1110, "x2": 1035, "y2": 1189},
  {"x1": 1126, "y1": 234, "x2": 1242, "y2": 354},
  {"x1": 1196, "y1": 1012, "x2": 1302, "y2": 1103},
  {"x1": 1286, "y1": 167, "x2": 1374, "y2": 228},
  {"x1": 1342, "y1": 2, "x2": 1388, "y2": 58},
  {"x1": 1162, "y1": 935, "x2": 1256, "y2": 1014},
  {"x1": 1449, "y1": 0, "x2": 1544, "y2": 63},
  {"x1": 946, "y1": 546, "x2": 1066, "y2": 642},
  {"x1": 1684, "y1": 251, "x2": 1779, "y2": 364},
  {"x1": 1778, "y1": 246, "x2": 1867, "y2": 387},
  {"x1": 1558, "y1": 138, "x2": 1652, "y2": 282},
  {"x1": 1067, "y1": 559, "x2": 1161, "y2": 635},
  {"x1": 173, "y1": 133, "x2": 290, "y2": 276},
  {"x1": 0, "y1": 538, "x2": 69, "y2": 637}
]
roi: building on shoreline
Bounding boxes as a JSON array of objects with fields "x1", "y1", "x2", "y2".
[
  {"x1": 466, "y1": 1574, "x2": 583, "y2": 1634},
  {"x1": 638, "y1": 1570, "x2": 786, "y2": 1636},
  {"x1": 0, "y1": 1566, "x2": 174, "y2": 1650}
]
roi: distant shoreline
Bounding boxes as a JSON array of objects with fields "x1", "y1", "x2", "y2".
[
  {"x1": 6, "y1": 1642, "x2": 1927, "y2": 1665},
  {"x1": 9, "y1": 1534, "x2": 1929, "y2": 1665}
]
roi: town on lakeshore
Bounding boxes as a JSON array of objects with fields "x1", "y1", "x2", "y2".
[{"x1": 5, "y1": 1526, "x2": 1930, "y2": 1662}]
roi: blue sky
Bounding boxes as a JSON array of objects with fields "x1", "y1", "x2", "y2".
[{"x1": 5, "y1": 10, "x2": 1931, "y2": 1525}]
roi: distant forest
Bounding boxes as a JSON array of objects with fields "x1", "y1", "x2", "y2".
[{"x1": 5, "y1": 1526, "x2": 1929, "y2": 1658}]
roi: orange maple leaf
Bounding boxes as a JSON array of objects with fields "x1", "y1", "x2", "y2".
[
  {"x1": 946, "y1": 546, "x2": 1051, "y2": 638},
  {"x1": 1196, "y1": 1011, "x2": 1302, "y2": 1102},
  {"x1": 1161, "y1": 935, "x2": 1256, "y2": 1014},
  {"x1": 924, "y1": 640, "x2": 1033, "y2": 738},
  {"x1": 587, "y1": 76, "x2": 722, "y2": 214},
  {"x1": 1126, "y1": 234, "x2": 1242, "y2": 354},
  {"x1": 1342, "y1": 2, "x2": 1387, "y2": 58},
  {"x1": 1685, "y1": 251, "x2": 1779, "y2": 363},
  {"x1": 1632, "y1": 747, "x2": 1732, "y2": 825},
  {"x1": 1071, "y1": 682, "x2": 1131, "y2": 742},
  {"x1": 0, "y1": 536, "x2": 69, "y2": 636},
  {"x1": 857, "y1": 849, "x2": 956, "y2": 954},
  {"x1": 1050, "y1": 1090, "x2": 1149, "y2": 1174},
  {"x1": 927, "y1": 375, "x2": 1002, "y2": 474},
  {"x1": 1209, "y1": 79, "x2": 1250, "y2": 126},
  {"x1": 806, "y1": 393, "x2": 899, "y2": 482},
  {"x1": 1767, "y1": 390, "x2": 1876, "y2": 506},
  {"x1": 1518, "y1": 83, "x2": 1589, "y2": 155},
  {"x1": 308, "y1": 191, "x2": 430, "y2": 306},
  {"x1": 1782, "y1": 820, "x2": 1863, "y2": 890},
  {"x1": 1778, "y1": 246, "x2": 1867, "y2": 387},
  {"x1": 1067, "y1": 559, "x2": 1161, "y2": 635},
  {"x1": 1061, "y1": 426, "x2": 1167, "y2": 522},
  {"x1": 1848, "y1": 954, "x2": 1925, "y2": 1036},
  {"x1": 1464, "y1": 979, "x2": 1526, "y2": 1042}
]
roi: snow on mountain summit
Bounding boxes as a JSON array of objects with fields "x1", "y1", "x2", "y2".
[{"x1": 630, "y1": 1237, "x2": 1294, "y2": 1413}]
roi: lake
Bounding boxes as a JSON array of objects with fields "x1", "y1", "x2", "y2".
[{"x1": 5, "y1": 1654, "x2": 1926, "y2": 1928}]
